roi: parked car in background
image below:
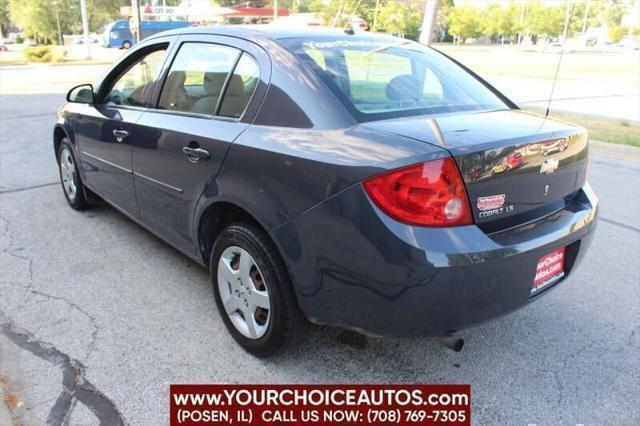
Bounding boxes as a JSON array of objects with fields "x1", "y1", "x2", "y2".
[
  {"x1": 492, "y1": 152, "x2": 523, "y2": 175},
  {"x1": 543, "y1": 42, "x2": 571, "y2": 53},
  {"x1": 541, "y1": 138, "x2": 568, "y2": 156},
  {"x1": 55, "y1": 27, "x2": 598, "y2": 357},
  {"x1": 102, "y1": 19, "x2": 191, "y2": 49},
  {"x1": 345, "y1": 15, "x2": 368, "y2": 31}
]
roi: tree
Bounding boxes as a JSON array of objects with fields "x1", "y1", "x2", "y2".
[
  {"x1": 85, "y1": 0, "x2": 130, "y2": 33},
  {"x1": 603, "y1": 0, "x2": 627, "y2": 27},
  {"x1": 608, "y1": 25, "x2": 625, "y2": 42},
  {"x1": 523, "y1": 3, "x2": 565, "y2": 38},
  {"x1": 8, "y1": 0, "x2": 132, "y2": 40},
  {"x1": 310, "y1": 0, "x2": 379, "y2": 29},
  {"x1": 481, "y1": 4, "x2": 517, "y2": 43},
  {"x1": 446, "y1": 6, "x2": 482, "y2": 43},
  {"x1": 9, "y1": 0, "x2": 76, "y2": 43},
  {"x1": 0, "y1": 0, "x2": 11, "y2": 37},
  {"x1": 378, "y1": 1, "x2": 421, "y2": 39}
]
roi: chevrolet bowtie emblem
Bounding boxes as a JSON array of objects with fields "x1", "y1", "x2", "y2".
[{"x1": 540, "y1": 158, "x2": 559, "y2": 174}]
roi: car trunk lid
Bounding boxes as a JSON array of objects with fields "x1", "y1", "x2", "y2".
[{"x1": 362, "y1": 109, "x2": 589, "y2": 231}]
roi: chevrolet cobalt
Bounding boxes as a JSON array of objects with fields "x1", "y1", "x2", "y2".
[{"x1": 54, "y1": 28, "x2": 598, "y2": 357}]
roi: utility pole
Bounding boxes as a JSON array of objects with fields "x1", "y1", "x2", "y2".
[
  {"x1": 372, "y1": 0, "x2": 380, "y2": 32},
  {"x1": 561, "y1": 0, "x2": 574, "y2": 43},
  {"x1": 274, "y1": 0, "x2": 279, "y2": 20},
  {"x1": 131, "y1": 0, "x2": 142, "y2": 43},
  {"x1": 419, "y1": 0, "x2": 439, "y2": 46},
  {"x1": 517, "y1": 1, "x2": 526, "y2": 44},
  {"x1": 582, "y1": 0, "x2": 590, "y2": 34},
  {"x1": 53, "y1": 1, "x2": 63, "y2": 45},
  {"x1": 80, "y1": 0, "x2": 91, "y2": 59}
]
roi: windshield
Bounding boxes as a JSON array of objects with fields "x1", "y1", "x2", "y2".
[{"x1": 280, "y1": 36, "x2": 509, "y2": 122}]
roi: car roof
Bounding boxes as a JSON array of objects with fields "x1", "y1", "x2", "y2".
[{"x1": 149, "y1": 25, "x2": 399, "y2": 43}]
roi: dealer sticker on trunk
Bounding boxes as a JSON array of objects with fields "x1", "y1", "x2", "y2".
[
  {"x1": 477, "y1": 194, "x2": 514, "y2": 218},
  {"x1": 477, "y1": 194, "x2": 505, "y2": 211},
  {"x1": 532, "y1": 247, "x2": 566, "y2": 295}
]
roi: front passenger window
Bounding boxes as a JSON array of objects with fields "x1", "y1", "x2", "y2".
[
  {"x1": 104, "y1": 47, "x2": 167, "y2": 107},
  {"x1": 158, "y1": 43, "x2": 240, "y2": 115}
]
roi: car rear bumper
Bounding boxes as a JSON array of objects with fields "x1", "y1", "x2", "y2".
[{"x1": 271, "y1": 183, "x2": 598, "y2": 337}]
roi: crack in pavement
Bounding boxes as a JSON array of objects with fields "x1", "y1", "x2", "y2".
[
  {"x1": 0, "y1": 112, "x2": 56, "y2": 121},
  {"x1": 0, "y1": 316, "x2": 127, "y2": 426},
  {"x1": 0, "y1": 213, "x2": 120, "y2": 424},
  {"x1": 599, "y1": 217, "x2": 640, "y2": 234},
  {"x1": 0, "y1": 182, "x2": 59, "y2": 195},
  {"x1": 0, "y1": 213, "x2": 99, "y2": 363}
]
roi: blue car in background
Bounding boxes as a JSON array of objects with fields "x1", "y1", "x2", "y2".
[{"x1": 102, "y1": 20, "x2": 191, "y2": 49}]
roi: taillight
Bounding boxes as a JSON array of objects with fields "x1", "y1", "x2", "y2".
[{"x1": 363, "y1": 158, "x2": 473, "y2": 227}]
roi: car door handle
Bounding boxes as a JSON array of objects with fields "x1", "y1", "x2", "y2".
[
  {"x1": 182, "y1": 146, "x2": 210, "y2": 162},
  {"x1": 112, "y1": 129, "x2": 129, "y2": 143}
]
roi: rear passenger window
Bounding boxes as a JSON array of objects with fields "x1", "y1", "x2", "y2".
[
  {"x1": 158, "y1": 43, "x2": 240, "y2": 115},
  {"x1": 219, "y1": 54, "x2": 260, "y2": 119}
]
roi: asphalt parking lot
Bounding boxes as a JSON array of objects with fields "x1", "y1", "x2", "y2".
[{"x1": 1, "y1": 64, "x2": 639, "y2": 425}]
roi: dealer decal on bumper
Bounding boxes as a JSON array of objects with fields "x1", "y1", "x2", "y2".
[{"x1": 532, "y1": 247, "x2": 566, "y2": 295}]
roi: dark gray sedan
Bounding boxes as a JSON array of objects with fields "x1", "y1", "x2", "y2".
[{"x1": 54, "y1": 27, "x2": 598, "y2": 357}]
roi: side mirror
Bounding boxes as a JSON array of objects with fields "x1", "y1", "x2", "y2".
[{"x1": 67, "y1": 84, "x2": 94, "y2": 104}]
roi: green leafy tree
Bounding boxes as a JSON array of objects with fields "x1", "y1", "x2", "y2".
[
  {"x1": 603, "y1": 0, "x2": 627, "y2": 26},
  {"x1": 9, "y1": 0, "x2": 76, "y2": 44},
  {"x1": 377, "y1": 1, "x2": 420, "y2": 39},
  {"x1": 310, "y1": 0, "x2": 379, "y2": 29},
  {"x1": 608, "y1": 25, "x2": 626, "y2": 42},
  {"x1": 0, "y1": 0, "x2": 11, "y2": 37},
  {"x1": 569, "y1": 0, "x2": 604, "y2": 33},
  {"x1": 524, "y1": 3, "x2": 565, "y2": 37},
  {"x1": 85, "y1": 0, "x2": 130, "y2": 33},
  {"x1": 481, "y1": 4, "x2": 517, "y2": 42},
  {"x1": 446, "y1": 6, "x2": 482, "y2": 43}
]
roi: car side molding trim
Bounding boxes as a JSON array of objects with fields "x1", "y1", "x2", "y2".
[
  {"x1": 133, "y1": 171, "x2": 184, "y2": 194},
  {"x1": 81, "y1": 151, "x2": 132, "y2": 174}
]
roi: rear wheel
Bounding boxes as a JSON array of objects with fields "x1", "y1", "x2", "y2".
[
  {"x1": 211, "y1": 223, "x2": 308, "y2": 357},
  {"x1": 57, "y1": 138, "x2": 90, "y2": 210},
  {"x1": 122, "y1": 40, "x2": 132, "y2": 49}
]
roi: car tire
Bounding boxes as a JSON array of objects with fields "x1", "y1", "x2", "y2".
[
  {"x1": 122, "y1": 41, "x2": 132, "y2": 49},
  {"x1": 57, "y1": 138, "x2": 91, "y2": 210},
  {"x1": 211, "y1": 223, "x2": 308, "y2": 357}
]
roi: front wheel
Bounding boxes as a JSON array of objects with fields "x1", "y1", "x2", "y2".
[
  {"x1": 57, "y1": 138, "x2": 90, "y2": 210},
  {"x1": 211, "y1": 223, "x2": 308, "y2": 357},
  {"x1": 122, "y1": 41, "x2": 132, "y2": 49}
]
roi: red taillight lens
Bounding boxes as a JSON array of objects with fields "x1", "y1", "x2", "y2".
[{"x1": 363, "y1": 158, "x2": 473, "y2": 227}]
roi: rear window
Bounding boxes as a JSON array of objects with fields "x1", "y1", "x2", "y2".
[{"x1": 280, "y1": 37, "x2": 508, "y2": 122}]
